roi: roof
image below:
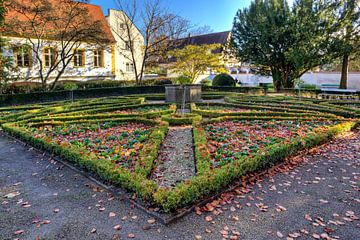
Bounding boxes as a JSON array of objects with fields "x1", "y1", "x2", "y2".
[
  {"x1": 171, "y1": 31, "x2": 231, "y2": 49},
  {"x1": 3, "y1": 0, "x2": 115, "y2": 43}
]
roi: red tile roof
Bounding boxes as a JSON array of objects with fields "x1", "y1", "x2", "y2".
[{"x1": 3, "y1": 0, "x2": 115, "y2": 43}]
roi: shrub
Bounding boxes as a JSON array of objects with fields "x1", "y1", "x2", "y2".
[
  {"x1": 63, "y1": 83, "x2": 79, "y2": 91},
  {"x1": 301, "y1": 84, "x2": 317, "y2": 90},
  {"x1": 175, "y1": 76, "x2": 192, "y2": 85},
  {"x1": 200, "y1": 78, "x2": 212, "y2": 86},
  {"x1": 153, "y1": 78, "x2": 173, "y2": 85},
  {"x1": 212, "y1": 74, "x2": 236, "y2": 87}
]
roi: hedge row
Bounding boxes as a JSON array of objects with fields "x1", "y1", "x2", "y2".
[
  {"x1": 0, "y1": 86, "x2": 165, "y2": 106},
  {"x1": 26, "y1": 104, "x2": 176, "y2": 124},
  {"x1": 153, "y1": 121, "x2": 357, "y2": 211},
  {"x1": 161, "y1": 114, "x2": 202, "y2": 126},
  {"x1": 191, "y1": 103, "x2": 339, "y2": 119},
  {"x1": 2, "y1": 98, "x2": 145, "y2": 124},
  {"x1": 225, "y1": 97, "x2": 356, "y2": 118},
  {"x1": 2, "y1": 118, "x2": 169, "y2": 203}
]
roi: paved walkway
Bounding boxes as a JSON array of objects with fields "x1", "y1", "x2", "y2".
[{"x1": 0, "y1": 131, "x2": 359, "y2": 240}]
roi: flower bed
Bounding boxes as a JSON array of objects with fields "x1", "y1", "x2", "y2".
[
  {"x1": 205, "y1": 120, "x2": 339, "y2": 167},
  {"x1": 30, "y1": 122, "x2": 154, "y2": 172},
  {"x1": 1, "y1": 94, "x2": 359, "y2": 213}
]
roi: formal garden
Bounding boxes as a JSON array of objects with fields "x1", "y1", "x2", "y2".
[{"x1": 1, "y1": 91, "x2": 358, "y2": 217}]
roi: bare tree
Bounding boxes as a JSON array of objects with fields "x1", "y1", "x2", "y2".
[
  {"x1": 4, "y1": 0, "x2": 109, "y2": 91},
  {"x1": 189, "y1": 25, "x2": 214, "y2": 36},
  {"x1": 113, "y1": 0, "x2": 189, "y2": 85}
]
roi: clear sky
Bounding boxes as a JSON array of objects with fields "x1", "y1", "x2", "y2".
[{"x1": 91, "y1": 0, "x2": 294, "y2": 33}]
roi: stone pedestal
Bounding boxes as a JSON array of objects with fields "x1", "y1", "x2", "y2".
[{"x1": 165, "y1": 85, "x2": 202, "y2": 103}]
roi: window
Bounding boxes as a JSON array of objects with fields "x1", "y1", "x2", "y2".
[
  {"x1": 73, "y1": 49, "x2": 85, "y2": 67},
  {"x1": 120, "y1": 23, "x2": 125, "y2": 29},
  {"x1": 43, "y1": 47, "x2": 57, "y2": 67},
  {"x1": 124, "y1": 41, "x2": 131, "y2": 51},
  {"x1": 126, "y1": 62, "x2": 134, "y2": 73},
  {"x1": 93, "y1": 49, "x2": 104, "y2": 67},
  {"x1": 14, "y1": 46, "x2": 31, "y2": 68}
]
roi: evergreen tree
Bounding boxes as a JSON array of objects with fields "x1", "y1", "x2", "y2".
[{"x1": 232, "y1": 0, "x2": 341, "y2": 91}]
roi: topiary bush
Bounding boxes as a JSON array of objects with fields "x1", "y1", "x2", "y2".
[{"x1": 212, "y1": 74, "x2": 236, "y2": 87}]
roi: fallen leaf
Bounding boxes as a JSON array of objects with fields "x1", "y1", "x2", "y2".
[
  {"x1": 5, "y1": 192, "x2": 20, "y2": 198},
  {"x1": 113, "y1": 225, "x2": 122, "y2": 231},
  {"x1": 14, "y1": 230, "x2": 24, "y2": 235},
  {"x1": 147, "y1": 219, "x2": 156, "y2": 224}
]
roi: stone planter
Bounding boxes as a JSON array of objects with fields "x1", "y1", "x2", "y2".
[{"x1": 165, "y1": 85, "x2": 202, "y2": 103}]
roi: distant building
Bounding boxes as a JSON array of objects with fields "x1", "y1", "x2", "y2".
[{"x1": 161, "y1": 31, "x2": 242, "y2": 82}]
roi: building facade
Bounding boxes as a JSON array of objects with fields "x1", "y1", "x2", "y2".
[
  {"x1": 106, "y1": 9, "x2": 145, "y2": 81},
  {"x1": 1, "y1": 1, "x2": 144, "y2": 83}
]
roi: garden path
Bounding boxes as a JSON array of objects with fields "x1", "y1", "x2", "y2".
[
  {"x1": 152, "y1": 126, "x2": 196, "y2": 188},
  {"x1": 0, "y1": 130, "x2": 359, "y2": 239}
]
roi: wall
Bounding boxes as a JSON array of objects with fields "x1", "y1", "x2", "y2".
[
  {"x1": 2, "y1": 37, "x2": 115, "y2": 82},
  {"x1": 106, "y1": 9, "x2": 145, "y2": 81}
]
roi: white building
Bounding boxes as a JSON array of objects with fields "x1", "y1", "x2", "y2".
[
  {"x1": 106, "y1": 9, "x2": 145, "y2": 81},
  {"x1": 1, "y1": 1, "x2": 144, "y2": 83}
]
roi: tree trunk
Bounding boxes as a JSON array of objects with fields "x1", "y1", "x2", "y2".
[
  {"x1": 340, "y1": 54, "x2": 349, "y2": 89},
  {"x1": 271, "y1": 68, "x2": 282, "y2": 92}
]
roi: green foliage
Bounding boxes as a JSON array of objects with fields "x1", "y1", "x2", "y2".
[
  {"x1": 231, "y1": 0, "x2": 342, "y2": 91},
  {"x1": 168, "y1": 44, "x2": 226, "y2": 83},
  {"x1": 174, "y1": 76, "x2": 192, "y2": 85},
  {"x1": 212, "y1": 74, "x2": 236, "y2": 87},
  {"x1": 161, "y1": 113, "x2": 202, "y2": 126},
  {"x1": 63, "y1": 83, "x2": 79, "y2": 91},
  {"x1": 200, "y1": 78, "x2": 212, "y2": 86},
  {"x1": 1, "y1": 94, "x2": 358, "y2": 213}
]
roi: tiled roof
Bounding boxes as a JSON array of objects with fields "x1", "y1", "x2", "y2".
[
  {"x1": 172, "y1": 31, "x2": 231, "y2": 49},
  {"x1": 3, "y1": 0, "x2": 115, "y2": 43}
]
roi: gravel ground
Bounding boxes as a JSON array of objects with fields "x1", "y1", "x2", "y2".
[
  {"x1": 152, "y1": 126, "x2": 195, "y2": 188},
  {"x1": 0, "y1": 130, "x2": 359, "y2": 240}
]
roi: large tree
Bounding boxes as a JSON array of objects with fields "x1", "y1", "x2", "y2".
[
  {"x1": 113, "y1": 0, "x2": 189, "y2": 85},
  {"x1": 4, "y1": 0, "x2": 108, "y2": 91},
  {"x1": 231, "y1": 0, "x2": 341, "y2": 91},
  {"x1": 168, "y1": 44, "x2": 225, "y2": 83},
  {"x1": 337, "y1": 0, "x2": 360, "y2": 89}
]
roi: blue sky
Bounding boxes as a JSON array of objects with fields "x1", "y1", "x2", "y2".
[{"x1": 91, "y1": 0, "x2": 294, "y2": 33}]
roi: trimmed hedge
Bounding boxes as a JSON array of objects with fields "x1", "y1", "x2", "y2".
[
  {"x1": 2, "y1": 118, "x2": 169, "y2": 202},
  {"x1": 225, "y1": 96, "x2": 356, "y2": 118},
  {"x1": 0, "y1": 86, "x2": 165, "y2": 106},
  {"x1": 212, "y1": 74, "x2": 236, "y2": 87},
  {"x1": 161, "y1": 114, "x2": 202, "y2": 126},
  {"x1": 153, "y1": 121, "x2": 357, "y2": 211},
  {"x1": 191, "y1": 103, "x2": 339, "y2": 120},
  {"x1": 1, "y1": 93, "x2": 359, "y2": 213}
]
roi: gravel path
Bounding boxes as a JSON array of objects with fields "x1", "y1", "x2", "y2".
[
  {"x1": 152, "y1": 126, "x2": 196, "y2": 188},
  {"x1": 0, "y1": 130, "x2": 359, "y2": 240}
]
